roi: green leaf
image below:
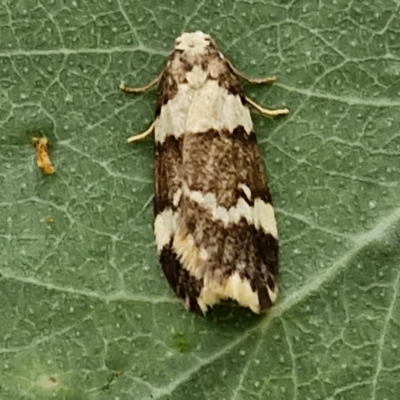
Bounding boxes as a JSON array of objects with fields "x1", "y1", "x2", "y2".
[{"x1": 1, "y1": 1, "x2": 399, "y2": 399}]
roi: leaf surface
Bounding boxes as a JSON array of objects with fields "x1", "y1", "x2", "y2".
[{"x1": 0, "y1": 1, "x2": 399, "y2": 399}]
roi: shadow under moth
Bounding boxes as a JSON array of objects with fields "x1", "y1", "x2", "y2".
[{"x1": 121, "y1": 31, "x2": 288, "y2": 314}]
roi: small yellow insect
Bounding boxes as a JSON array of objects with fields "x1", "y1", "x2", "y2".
[{"x1": 31, "y1": 137, "x2": 55, "y2": 175}]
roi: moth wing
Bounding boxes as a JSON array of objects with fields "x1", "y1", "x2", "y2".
[
  {"x1": 154, "y1": 135, "x2": 204, "y2": 313},
  {"x1": 176, "y1": 125, "x2": 279, "y2": 314}
]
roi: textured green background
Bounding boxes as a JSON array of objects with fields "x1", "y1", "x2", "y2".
[{"x1": 1, "y1": 0, "x2": 399, "y2": 399}]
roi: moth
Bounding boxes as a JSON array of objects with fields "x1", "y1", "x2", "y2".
[{"x1": 120, "y1": 31, "x2": 288, "y2": 314}]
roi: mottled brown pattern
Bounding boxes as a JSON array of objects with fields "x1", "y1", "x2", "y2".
[
  {"x1": 155, "y1": 38, "x2": 245, "y2": 110},
  {"x1": 154, "y1": 135, "x2": 183, "y2": 214},
  {"x1": 181, "y1": 197, "x2": 278, "y2": 279},
  {"x1": 182, "y1": 126, "x2": 272, "y2": 208},
  {"x1": 155, "y1": 126, "x2": 272, "y2": 214},
  {"x1": 155, "y1": 128, "x2": 277, "y2": 313},
  {"x1": 153, "y1": 32, "x2": 280, "y2": 313},
  {"x1": 175, "y1": 196, "x2": 279, "y2": 312}
]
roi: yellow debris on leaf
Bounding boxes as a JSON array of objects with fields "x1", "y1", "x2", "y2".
[
  {"x1": 44, "y1": 216, "x2": 55, "y2": 224},
  {"x1": 31, "y1": 137, "x2": 55, "y2": 175}
]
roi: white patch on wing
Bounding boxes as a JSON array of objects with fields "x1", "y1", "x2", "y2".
[
  {"x1": 199, "y1": 247, "x2": 209, "y2": 261},
  {"x1": 154, "y1": 208, "x2": 177, "y2": 252},
  {"x1": 155, "y1": 80, "x2": 253, "y2": 144},
  {"x1": 172, "y1": 188, "x2": 182, "y2": 207},
  {"x1": 197, "y1": 272, "x2": 260, "y2": 313},
  {"x1": 238, "y1": 183, "x2": 252, "y2": 201},
  {"x1": 155, "y1": 208, "x2": 206, "y2": 278},
  {"x1": 267, "y1": 281, "x2": 278, "y2": 304},
  {"x1": 254, "y1": 199, "x2": 278, "y2": 239},
  {"x1": 172, "y1": 228, "x2": 206, "y2": 280},
  {"x1": 186, "y1": 65, "x2": 208, "y2": 89},
  {"x1": 183, "y1": 186, "x2": 278, "y2": 239}
]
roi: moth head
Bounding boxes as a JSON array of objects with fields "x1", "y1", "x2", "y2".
[{"x1": 174, "y1": 31, "x2": 213, "y2": 53}]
